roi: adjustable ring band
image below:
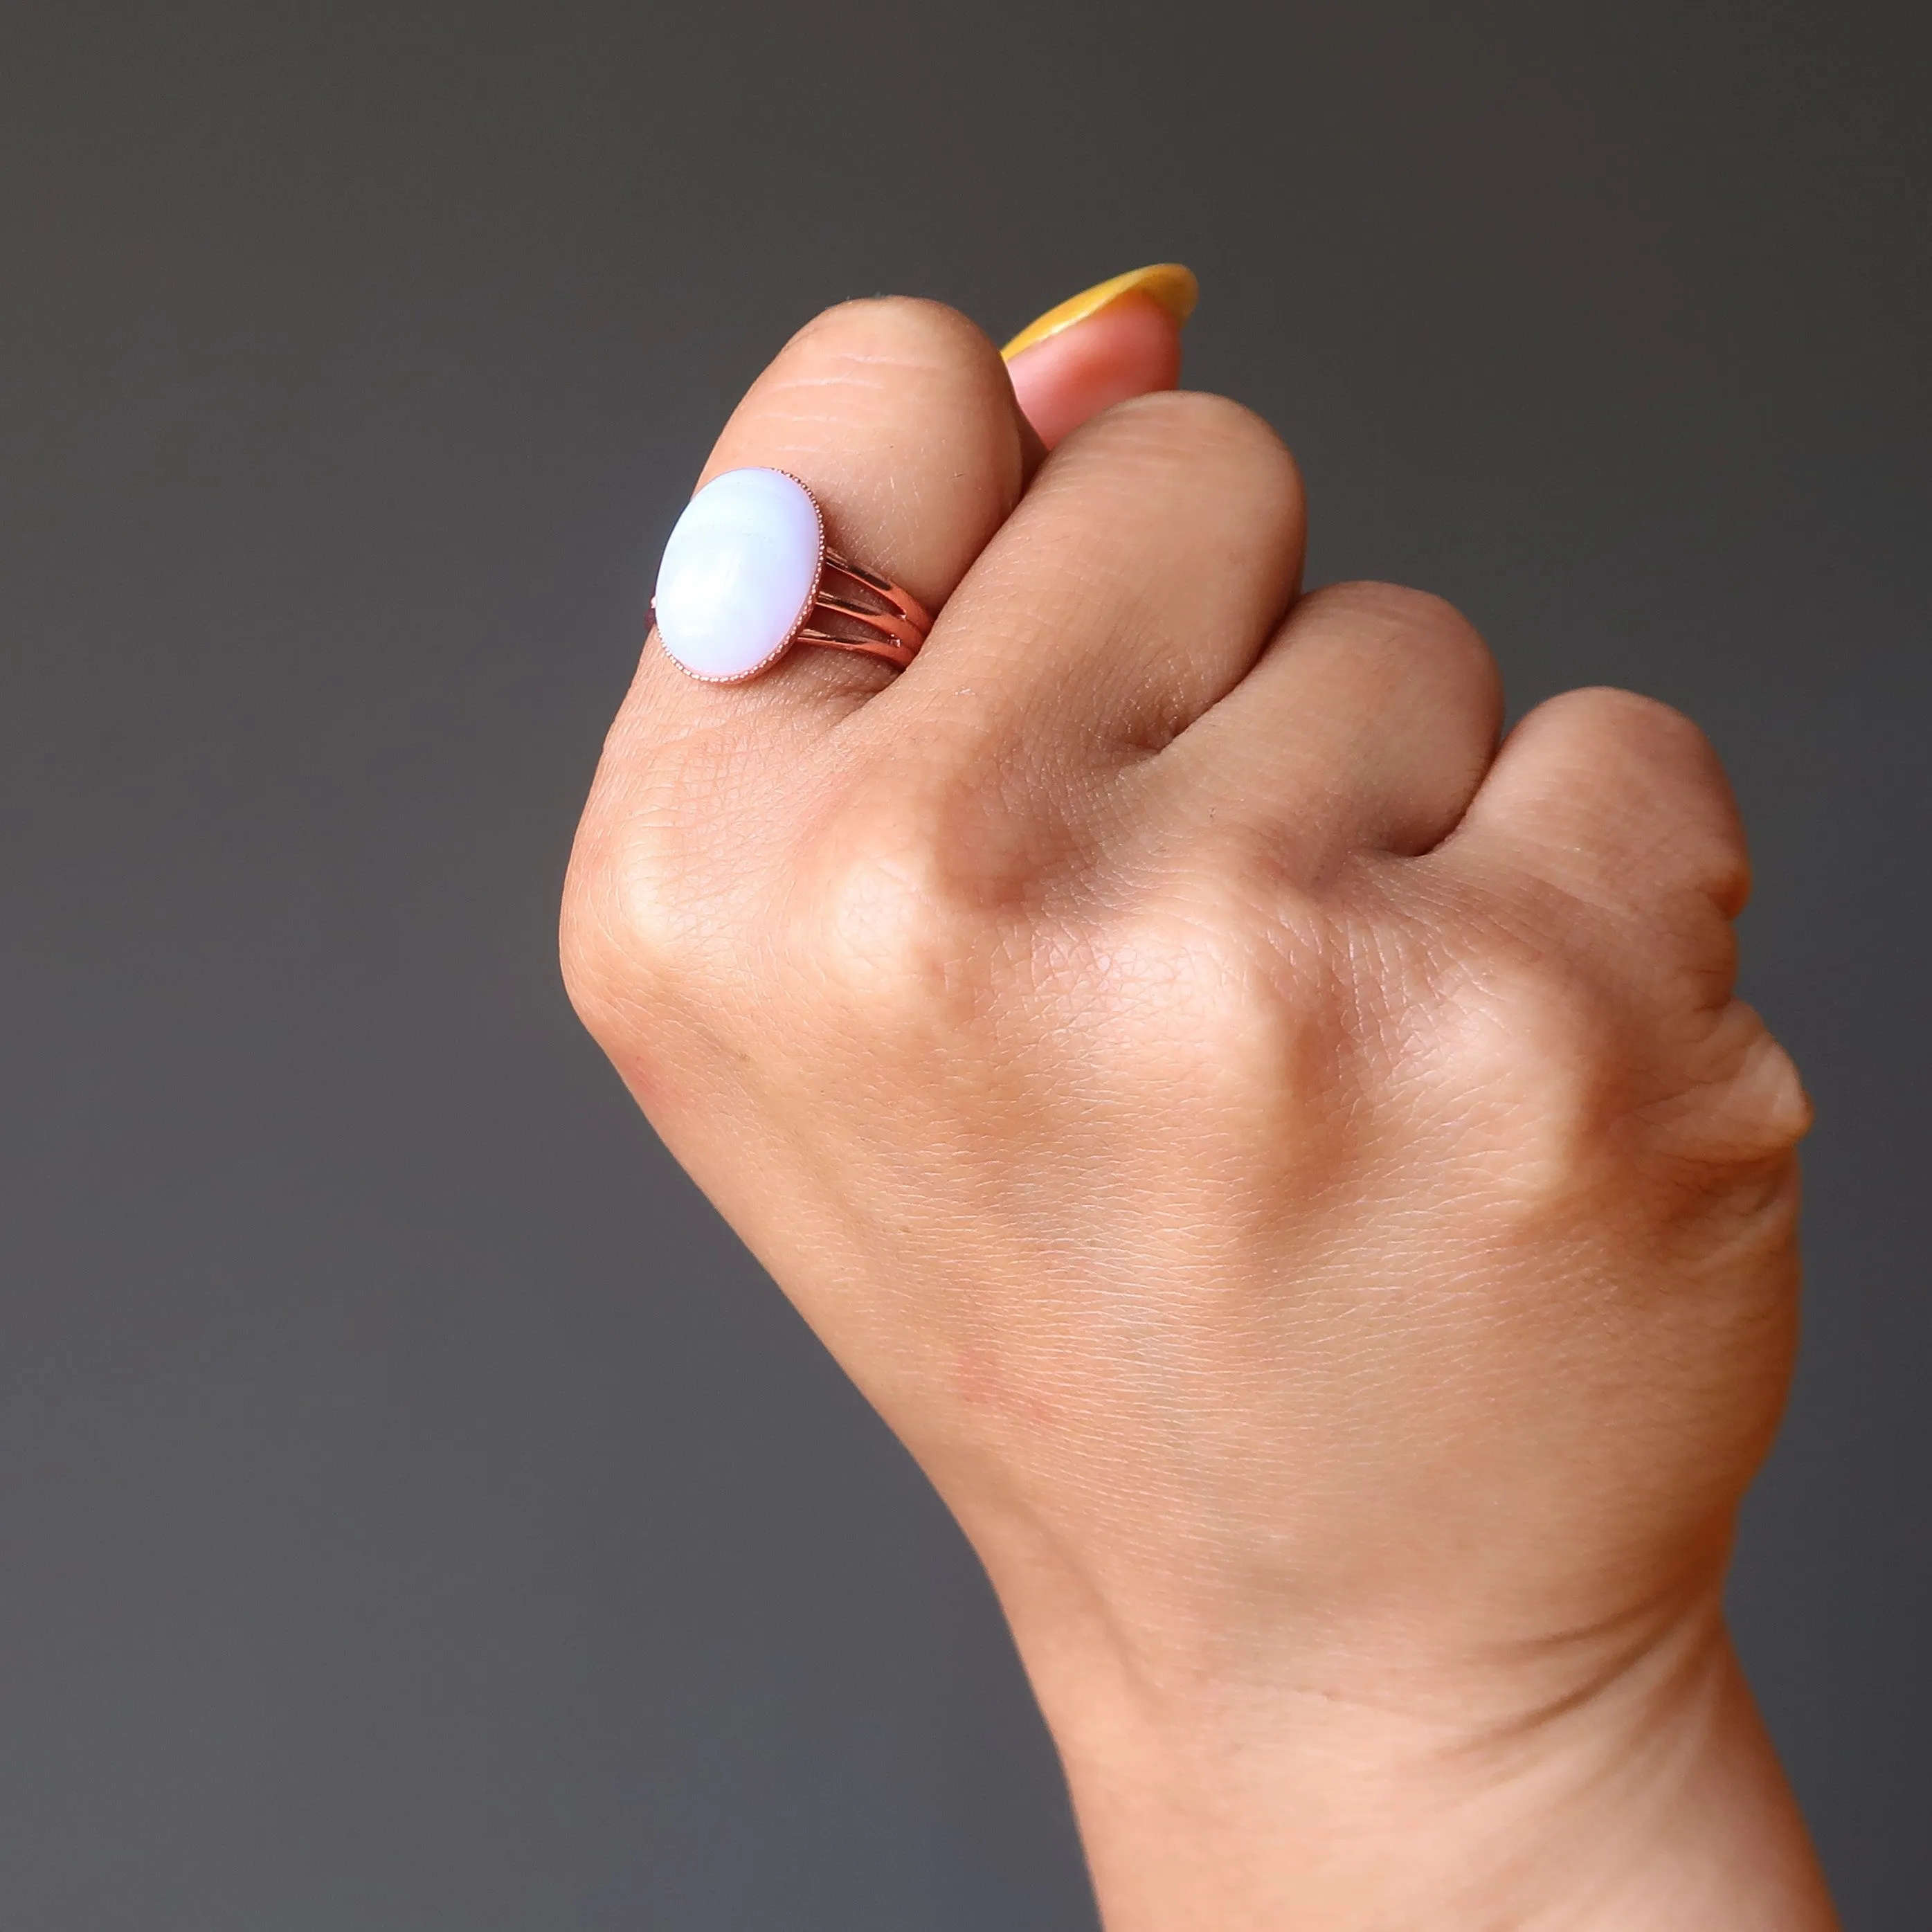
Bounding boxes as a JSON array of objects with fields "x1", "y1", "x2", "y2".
[
  {"x1": 796, "y1": 552, "x2": 931, "y2": 670},
  {"x1": 651, "y1": 467, "x2": 932, "y2": 684}
]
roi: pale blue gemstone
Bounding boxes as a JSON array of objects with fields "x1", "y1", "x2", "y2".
[{"x1": 653, "y1": 467, "x2": 822, "y2": 681}]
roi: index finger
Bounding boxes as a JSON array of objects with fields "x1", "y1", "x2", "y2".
[{"x1": 626, "y1": 297, "x2": 1038, "y2": 741}]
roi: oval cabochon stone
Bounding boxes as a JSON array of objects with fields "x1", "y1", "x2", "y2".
[{"x1": 653, "y1": 467, "x2": 824, "y2": 681}]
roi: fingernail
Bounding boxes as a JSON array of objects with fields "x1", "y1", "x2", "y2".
[{"x1": 1001, "y1": 263, "x2": 1200, "y2": 359}]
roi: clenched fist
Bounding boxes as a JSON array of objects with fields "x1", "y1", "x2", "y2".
[{"x1": 562, "y1": 294, "x2": 1833, "y2": 1930}]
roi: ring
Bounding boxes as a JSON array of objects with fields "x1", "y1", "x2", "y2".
[{"x1": 651, "y1": 467, "x2": 932, "y2": 684}]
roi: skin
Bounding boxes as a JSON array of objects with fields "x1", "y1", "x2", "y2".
[
  {"x1": 1004, "y1": 287, "x2": 1184, "y2": 449},
  {"x1": 561, "y1": 293, "x2": 1837, "y2": 1929}
]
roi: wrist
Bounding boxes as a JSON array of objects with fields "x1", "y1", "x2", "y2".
[{"x1": 1000, "y1": 1587, "x2": 1834, "y2": 1931}]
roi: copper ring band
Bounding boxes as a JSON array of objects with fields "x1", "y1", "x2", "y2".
[{"x1": 797, "y1": 550, "x2": 932, "y2": 669}]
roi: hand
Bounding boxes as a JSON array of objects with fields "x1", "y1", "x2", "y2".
[{"x1": 563, "y1": 291, "x2": 1832, "y2": 1929}]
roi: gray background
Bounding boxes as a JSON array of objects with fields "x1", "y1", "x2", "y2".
[{"x1": 1, "y1": 1, "x2": 1925, "y2": 1925}]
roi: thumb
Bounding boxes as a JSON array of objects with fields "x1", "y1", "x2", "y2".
[{"x1": 1001, "y1": 263, "x2": 1198, "y2": 449}]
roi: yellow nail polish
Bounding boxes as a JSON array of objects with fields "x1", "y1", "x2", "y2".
[{"x1": 1001, "y1": 263, "x2": 1200, "y2": 359}]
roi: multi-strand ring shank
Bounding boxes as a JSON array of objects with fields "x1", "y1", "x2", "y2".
[
  {"x1": 797, "y1": 551, "x2": 930, "y2": 669},
  {"x1": 651, "y1": 467, "x2": 932, "y2": 683}
]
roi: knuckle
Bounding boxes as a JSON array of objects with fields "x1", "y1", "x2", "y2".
[
  {"x1": 1542, "y1": 685, "x2": 1714, "y2": 764},
  {"x1": 1647, "y1": 1002, "x2": 1814, "y2": 1171},
  {"x1": 1300, "y1": 579, "x2": 1475, "y2": 644},
  {"x1": 1092, "y1": 388, "x2": 1303, "y2": 494},
  {"x1": 1525, "y1": 687, "x2": 1740, "y2": 831},
  {"x1": 1680, "y1": 821, "x2": 1753, "y2": 923},
  {"x1": 1567, "y1": 689, "x2": 1750, "y2": 914},
  {"x1": 785, "y1": 294, "x2": 990, "y2": 370},
  {"x1": 1437, "y1": 910, "x2": 1809, "y2": 1232},
  {"x1": 1293, "y1": 580, "x2": 1502, "y2": 705},
  {"x1": 559, "y1": 732, "x2": 778, "y2": 1048},
  {"x1": 1102, "y1": 865, "x2": 1348, "y2": 1103},
  {"x1": 559, "y1": 815, "x2": 710, "y2": 1045},
  {"x1": 559, "y1": 867, "x2": 647, "y2": 1050},
  {"x1": 793, "y1": 768, "x2": 1009, "y2": 1027},
  {"x1": 1437, "y1": 945, "x2": 1628, "y2": 1188},
  {"x1": 1496, "y1": 688, "x2": 1751, "y2": 919}
]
